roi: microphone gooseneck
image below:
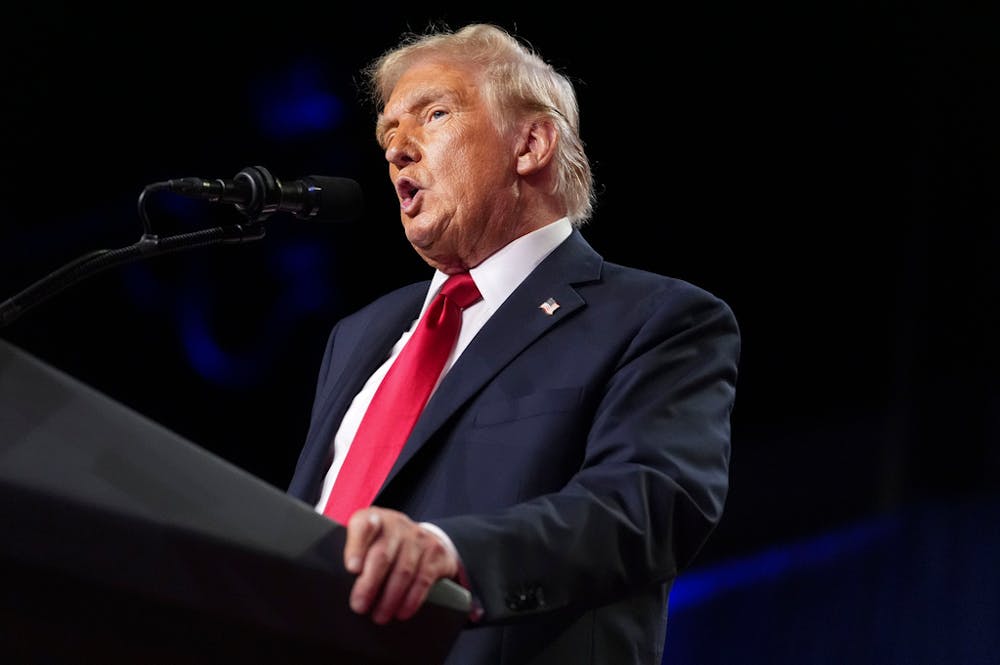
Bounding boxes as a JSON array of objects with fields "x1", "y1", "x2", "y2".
[
  {"x1": 163, "y1": 165, "x2": 364, "y2": 224},
  {"x1": 1, "y1": 165, "x2": 363, "y2": 328}
]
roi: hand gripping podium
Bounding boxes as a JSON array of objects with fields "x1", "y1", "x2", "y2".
[{"x1": 0, "y1": 338, "x2": 471, "y2": 664}]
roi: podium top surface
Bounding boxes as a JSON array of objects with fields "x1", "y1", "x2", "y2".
[{"x1": 0, "y1": 337, "x2": 470, "y2": 664}]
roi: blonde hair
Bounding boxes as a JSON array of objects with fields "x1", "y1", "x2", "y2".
[{"x1": 364, "y1": 23, "x2": 595, "y2": 226}]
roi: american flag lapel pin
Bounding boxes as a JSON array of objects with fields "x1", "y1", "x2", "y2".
[{"x1": 539, "y1": 297, "x2": 560, "y2": 316}]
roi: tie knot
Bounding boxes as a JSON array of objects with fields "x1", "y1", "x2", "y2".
[{"x1": 439, "y1": 272, "x2": 482, "y2": 310}]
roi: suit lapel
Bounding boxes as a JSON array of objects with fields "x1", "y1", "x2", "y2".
[
  {"x1": 379, "y1": 230, "x2": 604, "y2": 490},
  {"x1": 296, "y1": 286, "x2": 425, "y2": 500}
]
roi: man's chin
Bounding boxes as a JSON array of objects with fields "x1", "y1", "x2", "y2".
[
  {"x1": 410, "y1": 244, "x2": 467, "y2": 273},
  {"x1": 403, "y1": 217, "x2": 443, "y2": 251}
]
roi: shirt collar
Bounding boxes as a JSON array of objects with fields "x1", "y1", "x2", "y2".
[{"x1": 424, "y1": 217, "x2": 573, "y2": 310}]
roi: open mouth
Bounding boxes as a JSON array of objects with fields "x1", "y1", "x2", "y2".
[{"x1": 396, "y1": 177, "x2": 421, "y2": 208}]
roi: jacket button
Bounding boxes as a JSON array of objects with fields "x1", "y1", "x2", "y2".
[{"x1": 504, "y1": 586, "x2": 542, "y2": 611}]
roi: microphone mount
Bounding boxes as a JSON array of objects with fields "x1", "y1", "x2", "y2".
[
  {"x1": 1, "y1": 165, "x2": 358, "y2": 328},
  {"x1": 165, "y1": 165, "x2": 282, "y2": 225}
]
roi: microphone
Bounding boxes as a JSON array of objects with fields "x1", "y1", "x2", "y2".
[{"x1": 165, "y1": 165, "x2": 363, "y2": 223}]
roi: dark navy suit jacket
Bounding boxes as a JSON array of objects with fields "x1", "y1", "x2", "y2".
[{"x1": 288, "y1": 229, "x2": 740, "y2": 664}]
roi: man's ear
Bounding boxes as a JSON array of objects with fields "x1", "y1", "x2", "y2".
[{"x1": 516, "y1": 118, "x2": 558, "y2": 176}]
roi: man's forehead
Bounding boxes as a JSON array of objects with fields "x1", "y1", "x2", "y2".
[
  {"x1": 387, "y1": 84, "x2": 456, "y2": 113},
  {"x1": 391, "y1": 57, "x2": 478, "y2": 95},
  {"x1": 384, "y1": 81, "x2": 482, "y2": 127}
]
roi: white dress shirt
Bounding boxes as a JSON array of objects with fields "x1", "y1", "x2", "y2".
[{"x1": 314, "y1": 217, "x2": 573, "y2": 513}]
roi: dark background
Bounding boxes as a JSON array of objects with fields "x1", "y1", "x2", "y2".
[{"x1": 2, "y1": 2, "x2": 998, "y2": 661}]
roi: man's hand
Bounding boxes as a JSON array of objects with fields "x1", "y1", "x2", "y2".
[{"x1": 343, "y1": 507, "x2": 461, "y2": 624}]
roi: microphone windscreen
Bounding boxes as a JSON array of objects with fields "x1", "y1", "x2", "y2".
[{"x1": 304, "y1": 176, "x2": 364, "y2": 223}]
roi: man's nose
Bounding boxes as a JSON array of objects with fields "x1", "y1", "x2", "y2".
[{"x1": 385, "y1": 132, "x2": 419, "y2": 167}]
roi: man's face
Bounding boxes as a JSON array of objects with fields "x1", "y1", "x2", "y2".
[{"x1": 377, "y1": 59, "x2": 522, "y2": 272}]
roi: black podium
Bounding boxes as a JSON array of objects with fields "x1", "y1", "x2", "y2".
[{"x1": 0, "y1": 338, "x2": 470, "y2": 664}]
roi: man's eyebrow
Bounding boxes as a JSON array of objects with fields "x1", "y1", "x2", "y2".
[{"x1": 376, "y1": 87, "x2": 460, "y2": 145}]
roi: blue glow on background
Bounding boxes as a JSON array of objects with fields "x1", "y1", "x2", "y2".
[
  {"x1": 155, "y1": 191, "x2": 211, "y2": 222},
  {"x1": 178, "y1": 301, "x2": 258, "y2": 386},
  {"x1": 670, "y1": 512, "x2": 900, "y2": 612},
  {"x1": 153, "y1": 238, "x2": 337, "y2": 388},
  {"x1": 272, "y1": 241, "x2": 333, "y2": 312},
  {"x1": 664, "y1": 495, "x2": 1000, "y2": 664},
  {"x1": 251, "y1": 61, "x2": 345, "y2": 138}
]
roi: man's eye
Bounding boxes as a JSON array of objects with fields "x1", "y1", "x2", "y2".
[{"x1": 430, "y1": 109, "x2": 448, "y2": 121}]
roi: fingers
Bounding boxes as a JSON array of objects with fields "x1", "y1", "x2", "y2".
[
  {"x1": 343, "y1": 509, "x2": 383, "y2": 574},
  {"x1": 371, "y1": 532, "x2": 425, "y2": 623},
  {"x1": 345, "y1": 509, "x2": 395, "y2": 616},
  {"x1": 377, "y1": 526, "x2": 454, "y2": 622},
  {"x1": 395, "y1": 549, "x2": 438, "y2": 621},
  {"x1": 342, "y1": 508, "x2": 460, "y2": 624}
]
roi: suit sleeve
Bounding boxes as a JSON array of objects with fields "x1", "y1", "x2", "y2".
[{"x1": 430, "y1": 284, "x2": 740, "y2": 622}]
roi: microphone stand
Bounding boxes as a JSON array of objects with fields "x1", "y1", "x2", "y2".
[{"x1": 0, "y1": 182, "x2": 267, "y2": 329}]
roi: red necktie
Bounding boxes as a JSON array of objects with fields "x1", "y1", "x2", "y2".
[{"x1": 322, "y1": 272, "x2": 482, "y2": 524}]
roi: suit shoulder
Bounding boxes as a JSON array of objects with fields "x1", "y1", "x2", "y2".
[
  {"x1": 340, "y1": 280, "x2": 429, "y2": 322},
  {"x1": 600, "y1": 261, "x2": 734, "y2": 314}
]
